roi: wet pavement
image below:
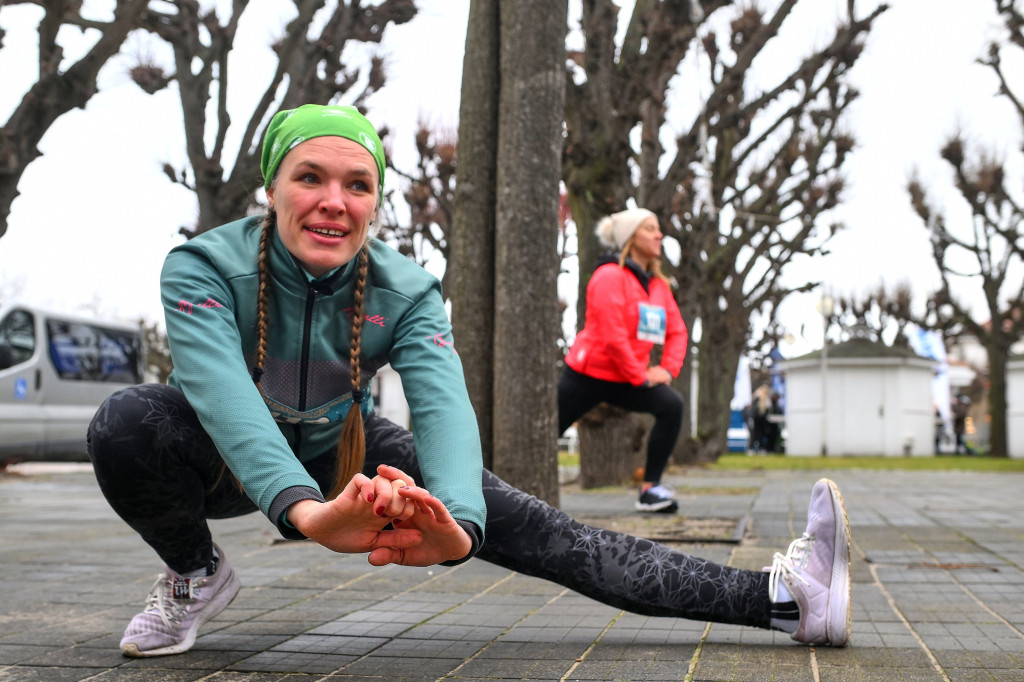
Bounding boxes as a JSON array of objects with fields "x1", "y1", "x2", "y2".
[{"x1": 2, "y1": 462, "x2": 1023, "y2": 681}]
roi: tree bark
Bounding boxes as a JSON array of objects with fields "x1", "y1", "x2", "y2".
[
  {"x1": 577, "y1": 406, "x2": 648, "y2": 489},
  {"x1": 451, "y1": 0, "x2": 501, "y2": 469},
  {"x1": 986, "y1": 338, "x2": 1009, "y2": 457},
  {"x1": 491, "y1": 0, "x2": 567, "y2": 505}
]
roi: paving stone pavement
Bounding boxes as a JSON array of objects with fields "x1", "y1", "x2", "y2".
[{"x1": 1, "y1": 462, "x2": 1023, "y2": 681}]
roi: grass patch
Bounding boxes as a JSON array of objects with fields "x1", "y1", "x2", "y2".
[
  {"x1": 561, "y1": 450, "x2": 1024, "y2": 474},
  {"x1": 708, "y1": 453, "x2": 1024, "y2": 472},
  {"x1": 558, "y1": 452, "x2": 580, "y2": 468}
]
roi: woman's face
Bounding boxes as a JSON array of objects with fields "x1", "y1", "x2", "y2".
[
  {"x1": 629, "y1": 216, "x2": 663, "y2": 264},
  {"x1": 266, "y1": 136, "x2": 379, "y2": 277}
]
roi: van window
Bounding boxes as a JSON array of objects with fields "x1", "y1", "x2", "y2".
[
  {"x1": 47, "y1": 319, "x2": 142, "y2": 383},
  {"x1": 0, "y1": 309, "x2": 36, "y2": 366}
]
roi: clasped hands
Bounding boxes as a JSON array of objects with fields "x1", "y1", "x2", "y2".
[
  {"x1": 645, "y1": 365, "x2": 672, "y2": 386},
  {"x1": 285, "y1": 464, "x2": 472, "y2": 568}
]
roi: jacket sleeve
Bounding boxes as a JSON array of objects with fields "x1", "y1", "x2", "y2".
[
  {"x1": 161, "y1": 248, "x2": 322, "y2": 518},
  {"x1": 585, "y1": 266, "x2": 649, "y2": 385},
  {"x1": 656, "y1": 281, "x2": 688, "y2": 378},
  {"x1": 385, "y1": 277, "x2": 487, "y2": 553}
]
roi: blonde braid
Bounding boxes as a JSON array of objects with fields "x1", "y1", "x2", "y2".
[
  {"x1": 253, "y1": 212, "x2": 274, "y2": 388},
  {"x1": 328, "y1": 243, "x2": 370, "y2": 499}
]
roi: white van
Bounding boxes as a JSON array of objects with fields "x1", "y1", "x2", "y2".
[{"x1": 0, "y1": 303, "x2": 144, "y2": 461}]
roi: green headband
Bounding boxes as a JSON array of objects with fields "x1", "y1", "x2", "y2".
[{"x1": 261, "y1": 104, "x2": 386, "y2": 192}]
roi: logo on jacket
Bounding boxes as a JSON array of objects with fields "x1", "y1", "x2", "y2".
[
  {"x1": 428, "y1": 333, "x2": 458, "y2": 355},
  {"x1": 175, "y1": 298, "x2": 224, "y2": 315},
  {"x1": 344, "y1": 308, "x2": 388, "y2": 327}
]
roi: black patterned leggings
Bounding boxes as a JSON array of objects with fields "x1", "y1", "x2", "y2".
[
  {"x1": 558, "y1": 366, "x2": 684, "y2": 485},
  {"x1": 87, "y1": 383, "x2": 773, "y2": 630}
]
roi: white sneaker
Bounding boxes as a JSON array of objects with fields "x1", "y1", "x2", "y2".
[
  {"x1": 120, "y1": 545, "x2": 241, "y2": 657},
  {"x1": 768, "y1": 478, "x2": 851, "y2": 646},
  {"x1": 636, "y1": 484, "x2": 679, "y2": 513}
]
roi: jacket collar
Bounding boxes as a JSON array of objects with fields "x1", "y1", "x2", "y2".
[{"x1": 598, "y1": 251, "x2": 652, "y2": 293}]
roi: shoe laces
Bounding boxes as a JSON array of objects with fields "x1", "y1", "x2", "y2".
[
  {"x1": 768, "y1": 532, "x2": 815, "y2": 603},
  {"x1": 143, "y1": 573, "x2": 202, "y2": 628}
]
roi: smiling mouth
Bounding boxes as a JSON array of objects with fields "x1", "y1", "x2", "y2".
[{"x1": 307, "y1": 225, "x2": 347, "y2": 238}]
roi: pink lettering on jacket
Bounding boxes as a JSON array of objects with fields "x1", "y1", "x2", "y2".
[
  {"x1": 343, "y1": 307, "x2": 388, "y2": 327},
  {"x1": 175, "y1": 298, "x2": 224, "y2": 315},
  {"x1": 428, "y1": 333, "x2": 458, "y2": 355}
]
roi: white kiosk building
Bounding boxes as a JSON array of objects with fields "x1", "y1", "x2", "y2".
[
  {"x1": 1007, "y1": 358, "x2": 1024, "y2": 458},
  {"x1": 780, "y1": 338, "x2": 936, "y2": 456}
]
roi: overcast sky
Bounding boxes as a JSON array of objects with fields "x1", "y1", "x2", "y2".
[{"x1": 0, "y1": 0, "x2": 1019, "y2": 356}]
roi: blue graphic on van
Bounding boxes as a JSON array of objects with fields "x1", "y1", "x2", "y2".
[{"x1": 14, "y1": 378, "x2": 27, "y2": 400}]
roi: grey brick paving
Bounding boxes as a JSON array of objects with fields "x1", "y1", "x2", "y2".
[{"x1": 2, "y1": 464, "x2": 1023, "y2": 681}]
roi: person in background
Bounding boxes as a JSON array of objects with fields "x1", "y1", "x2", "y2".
[
  {"x1": 750, "y1": 384, "x2": 772, "y2": 454},
  {"x1": 558, "y1": 208, "x2": 687, "y2": 513},
  {"x1": 87, "y1": 104, "x2": 852, "y2": 659},
  {"x1": 952, "y1": 392, "x2": 975, "y2": 454},
  {"x1": 766, "y1": 390, "x2": 784, "y2": 453}
]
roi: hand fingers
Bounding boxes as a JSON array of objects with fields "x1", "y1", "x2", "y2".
[
  {"x1": 376, "y1": 463, "x2": 416, "y2": 487},
  {"x1": 341, "y1": 473, "x2": 376, "y2": 503},
  {"x1": 367, "y1": 528, "x2": 422, "y2": 554},
  {"x1": 397, "y1": 487, "x2": 452, "y2": 523},
  {"x1": 371, "y1": 477, "x2": 412, "y2": 518},
  {"x1": 367, "y1": 547, "x2": 398, "y2": 566},
  {"x1": 418, "y1": 493, "x2": 456, "y2": 523}
]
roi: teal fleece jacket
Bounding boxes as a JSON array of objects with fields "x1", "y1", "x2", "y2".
[{"x1": 160, "y1": 217, "x2": 485, "y2": 557}]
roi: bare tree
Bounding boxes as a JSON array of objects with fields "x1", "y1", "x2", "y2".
[
  {"x1": 906, "y1": 0, "x2": 1024, "y2": 457},
  {"x1": 130, "y1": 0, "x2": 416, "y2": 235},
  {"x1": 382, "y1": 125, "x2": 457, "y2": 289},
  {"x1": 563, "y1": 0, "x2": 888, "y2": 465},
  {"x1": 0, "y1": 0, "x2": 150, "y2": 239},
  {"x1": 831, "y1": 282, "x2": 915, "y2": 348}
]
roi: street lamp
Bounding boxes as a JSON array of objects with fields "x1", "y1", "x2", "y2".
[{"x1": 816, "y1": 295, "x2": 834, "y2": 456}]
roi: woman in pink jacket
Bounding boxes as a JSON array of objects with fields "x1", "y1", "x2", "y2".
[{"x1": 560, "y1": 208, "x2": 688, "y2": 512}]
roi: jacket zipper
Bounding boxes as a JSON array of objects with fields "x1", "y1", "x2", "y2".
[{"x1": 298, "y1": 283, "x2": 318, "y2": 411}]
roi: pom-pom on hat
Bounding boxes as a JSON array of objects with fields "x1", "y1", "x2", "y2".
[{"x1": 595, "y1": 208, "x2": 657, "y2": 250}]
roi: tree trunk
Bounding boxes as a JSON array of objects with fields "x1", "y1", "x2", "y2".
[
  {"x1": 692, "y1": 342, "x2": 739, "y2": 462},
  {"x1": 577, "y1": 405, "x2": 648, "y2": 489},
  {"x1": 987, "y1": 340, "x2": 1009, "y2": 457},
  {"x1": 451, "y1": 0, "x2": 501, "y2": 469},
  {"x1": 490, "y1": 0, "x2": 568, "y2": 505}
]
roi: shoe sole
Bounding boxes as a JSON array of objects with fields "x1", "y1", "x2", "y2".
[
  {"x1": 822, "y1": 478, "x2": 852, "y2": 646},
  {"x1": 635, "y1": 500, "x2": 679, "y2": 513},
  {"x1": 121, "y1": 568, "x2": 242, "y2": 658}
]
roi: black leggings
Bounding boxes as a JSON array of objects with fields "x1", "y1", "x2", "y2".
[
  {"x1": 558, "y1": 366, "x2": 684, "y2": 485},
  {"x1": 87, "y1": 383, "x2": 772, "y2": 629}
]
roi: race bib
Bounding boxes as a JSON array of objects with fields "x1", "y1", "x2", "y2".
[{"x1": 637, "y1": 303, "x2": 667, "y2": 343}]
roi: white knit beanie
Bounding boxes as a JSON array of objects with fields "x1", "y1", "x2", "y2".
[{"x1": 595, "y1": 208, "x2": 657, "y2": 250}]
